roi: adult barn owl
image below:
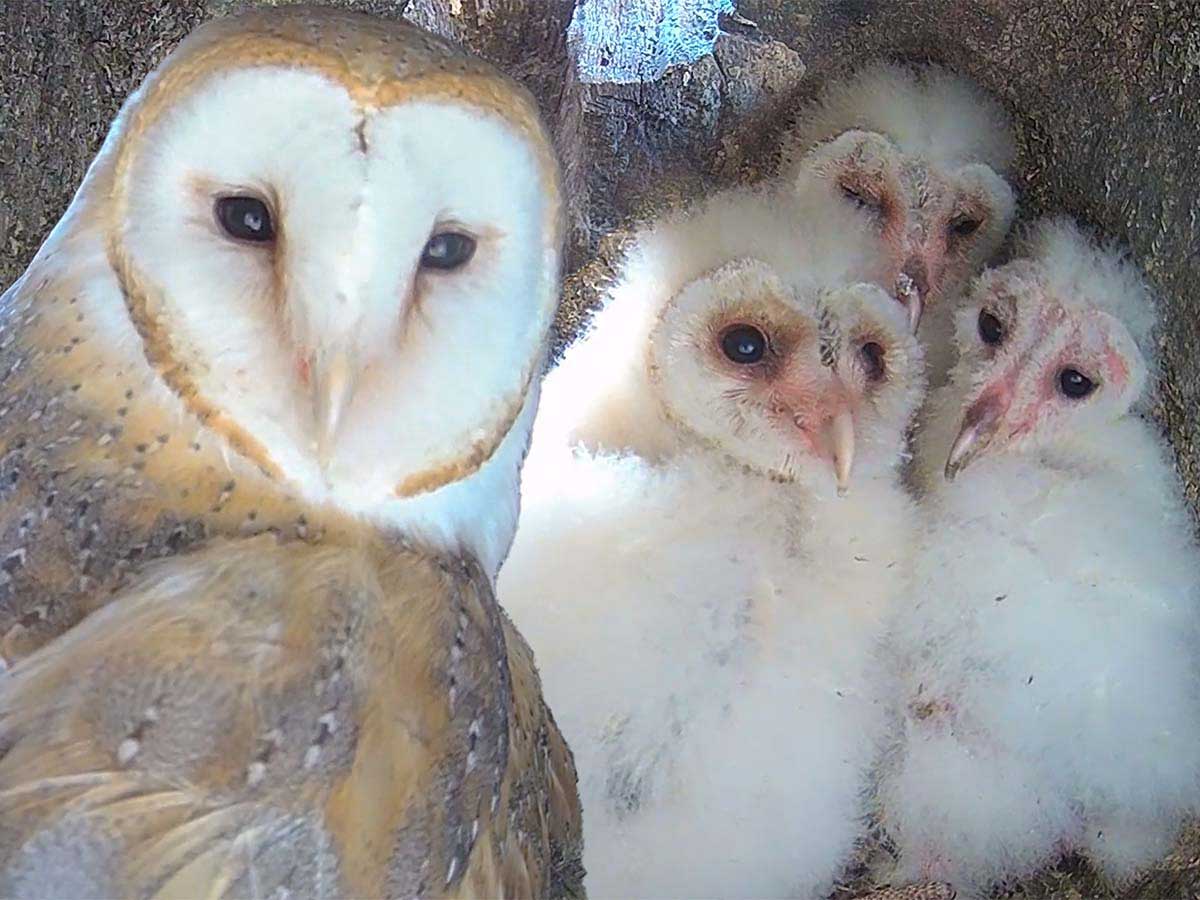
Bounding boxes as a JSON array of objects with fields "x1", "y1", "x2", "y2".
[{"x1": 0, "y1": 7, "x2": 581, "y2": 897}]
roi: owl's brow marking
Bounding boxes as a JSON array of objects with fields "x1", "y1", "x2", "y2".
[
  {"x1": 817, "y1": 304, "x2": 839, "y2": 369},
  {"x1": 354, "y1": 118, "x2": 369, "y2": 154}
]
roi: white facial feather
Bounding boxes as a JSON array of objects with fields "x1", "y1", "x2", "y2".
[
  {"x1": 913, "y1": 217, "x2": 1157, "y2": 489},
  {"x1": 1009, "y1": 216, "x2": 1160, "y2": 376},
  {"x1": 878, "y1": 217, "x2": 1200, "y2": 893},
  {"x1": 27, "y1": 53, "x2": 562, "y2": 564},
  {"x1": 647, "y1": 260, "x2": 925, "y2": 488}
]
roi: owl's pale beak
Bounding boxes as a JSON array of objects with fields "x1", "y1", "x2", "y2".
[
  {"x1": 896, "y1": 259, "x2": 928, "y2": 333},
  {"x1": 945, "y1": 391, "x2": 1006, "y2": 480},
  {"x1": 828, "y1": 407, "x2": 856, "y2": 496},
  {"x1": 312, "y1": 348, "x2": 356, "y2": 470}
]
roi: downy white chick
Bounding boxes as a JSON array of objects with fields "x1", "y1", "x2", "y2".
[
  {"x1": 875, "y1": 217, "x2": 1200, "y2": 895},
  {"x1": 531, "y1": 184, "x2": 888, "y2": 463},
  {"x1": 781, "y1": 63, "x2": 1017, "y2": 383},
  {"x1": 500, "y1": 258, "x2": 926, "y2": 898}
]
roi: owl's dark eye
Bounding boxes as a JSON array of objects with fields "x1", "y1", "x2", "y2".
[
  {"x1": 949, "y1": 215, "x2": 982, "y2": 239},
  {"x1": 1058, "y1": 368, "x2": 1096, "y2": 399},
  {"x1": 215, "y1": 196, "x2": 274, "y2": 243},
  {"x1": 860, "y1": 341, "x2": 886, "y2": 382},
  {"x1": 420, "y1": 232, "x2": 477, "y2": 271},
  {"x1": 720, "y1": 324, "x2": 767, "y2": 365},
  {"x1": 978, "y1": 309, "x2": 1004, "y2": 346}
]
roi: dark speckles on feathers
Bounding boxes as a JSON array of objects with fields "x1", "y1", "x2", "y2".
[
  {"x1": 82, "y1": 660, "x2": 233, "y2": 781},
  {"x1": 2, "y1": 550, "x2": 26, "y2": 574},
  {"x1": 0, "y1": 393, "x2": 214, "y2": 654},
  {"x1": 213, "y1": 480, "x2": 236, "y2": 512}
]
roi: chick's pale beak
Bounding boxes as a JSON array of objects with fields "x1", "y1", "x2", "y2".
[
  {"x1": 897, "y1": 258, "x2": 929, "y2": 333},
  {"x1": 826, "y1": 407, "x2": 856, "y2": 496},
  {"x1": 895, "y1": 272, "x2": 924, "y2": 334},
  {"x1": 312, "y1": 348, "x2": 356, "y2": 469},
  {"x1": 945, "y1": 392, "x2": 1007, "y2": 481}
]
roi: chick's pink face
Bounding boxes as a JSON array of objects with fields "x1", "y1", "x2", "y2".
[
  {"x1": 803, "y1": 130, "x2": 1015, "y2": 332},
  {"x1": 944, "y1": 264, "x2": 1146, "y2": 479},
  {"x1": 651, "y1": 262, "x2": 924, "y2": 491},
  {"x1": 705, "y1": 306, "x2": 862, "y2": 489}
]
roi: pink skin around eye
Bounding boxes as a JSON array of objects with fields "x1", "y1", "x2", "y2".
[
  {"x1": 1102, "y1": 344, "x2": 1131, "y2": 387},
  {"x1": 1002, "y1": 338, "x2": 1128, "y2": 443}
]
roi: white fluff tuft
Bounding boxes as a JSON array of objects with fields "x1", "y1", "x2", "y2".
[
  {"x1": 1010, "y1": 216, "x2": 1160, "y2": 371},
  {"x1": 783, "y1": 62, "x2": 1016, "y2": 174}
]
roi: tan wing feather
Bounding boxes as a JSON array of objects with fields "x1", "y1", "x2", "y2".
[{"x1": 0, "y1": 532, "x2": 583, "y2": 897}]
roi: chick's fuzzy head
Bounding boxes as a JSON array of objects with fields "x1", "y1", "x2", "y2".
[
  {"x1": 784, "y1": 64, "x2": 1017, "y2": 328},
  {"x1": 647, "y1": 258, "x2": 925, "y2": 492},
  {"x1": 943, "y1": 217, "x2": 1158, "y2": 479}
]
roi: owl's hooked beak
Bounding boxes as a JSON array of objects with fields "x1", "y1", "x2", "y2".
[
  {"x1": 312, "y1": 348, "x2": 356, "y2": 472},
  {"x1": 945, "y1": 389, "x2": 1007, "y2": 480}
]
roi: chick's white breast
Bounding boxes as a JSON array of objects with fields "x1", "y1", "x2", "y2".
[{"x1": 501, "y1": 448, "x2": 913, "y2": 897}]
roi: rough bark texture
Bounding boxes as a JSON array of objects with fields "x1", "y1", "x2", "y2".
[{"x1": 2, "y1": 0, "x2": 1199, "y2": 895}]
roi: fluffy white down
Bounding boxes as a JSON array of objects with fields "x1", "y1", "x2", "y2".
[
  {"x1": 783, "y1": 62, "x2": 1015, "y2": 174},
  {"x1": 876, "y1": 228, "x2": 1200, "y2": 893},
  {"x1": 500, "y1": 443, "x2": 916, "y2": 898},
  {"x1": 878, "y1": 424, "x2": 1200, "y2": 893}
]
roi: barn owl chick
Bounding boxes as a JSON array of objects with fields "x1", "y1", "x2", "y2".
[
  {"x1": 501, "y1": 259, "x2": 926, "y2": 898},
  {"x1": 875, "y1": 218, "x2": 1200, "y2": 895},
  {"x1": 532, "y1": 183, "x2": 886, "y2": 463},
  {"x1": 0, "y1": 7, "x2": 581, "y2": 897},
  {"x1": 781, "y1": 63, "x2": 1017, "y2": 382}
]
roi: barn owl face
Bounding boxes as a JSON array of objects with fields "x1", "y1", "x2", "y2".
[
  {"x1": 104, "y1": 10, "x2": 561, "y2": 513},
  {"x1": 943, "y1": 259, "x2": 1148, "y2": 479},
  {"x1": 799, "y1": 130, "x2": 1015, "y2": 332},
  {"x1": 648, "y1": 259, "x2": 925, "y2": 491}
]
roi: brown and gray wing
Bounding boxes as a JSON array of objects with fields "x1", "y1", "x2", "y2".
[{"x1": 0, "y1": 535, "x2": 375, "y2": 899}]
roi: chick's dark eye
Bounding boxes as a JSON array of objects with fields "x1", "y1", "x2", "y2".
[
  {"x1": 839, "y1": 182, "x2": 878, "y2": 212},
  {"x1": 978, "y1": 309, "x2": 1004, "y2": 346},
  {"x1": 949, "y1": 215, "x2": 982, "y2": 239},
  {"x1": 420, "y1": 232, "x2": 477, "y2": 271},
  {"x1": 860, "y1": 341, "x2": 886, "y2": 382},
  {"x1": 215, "y1": 196, "x2": 274, "y2": 243},
  {"x1": 720, "y1": 324, "x2": 767, "y2": 365},
  {"x1": 1059, "y1": 368, "x2": 1096, "y2": 399}
]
